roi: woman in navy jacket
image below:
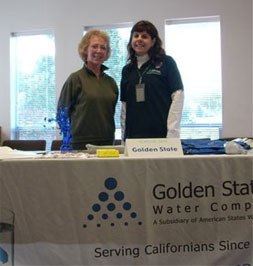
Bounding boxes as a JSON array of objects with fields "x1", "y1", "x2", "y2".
[{"x1": 120, "y1": 20, "x2": 184, "y2": 140}]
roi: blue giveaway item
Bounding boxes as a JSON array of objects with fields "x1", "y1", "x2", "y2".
[
  {"x1": 181, "y1": 139, "x2": 250, "y2": 155},
  {"x1": 56, "y1": 107, "x2": 73, "y2": 152}
]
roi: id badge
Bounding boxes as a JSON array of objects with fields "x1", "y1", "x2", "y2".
[{"x1": 136, "y1": 83, "x2": 145, "y2": 102}]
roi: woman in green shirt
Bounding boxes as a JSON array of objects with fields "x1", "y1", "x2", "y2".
[{"x1": 57, "y1": 30, "x2": 118, "y2": 150}]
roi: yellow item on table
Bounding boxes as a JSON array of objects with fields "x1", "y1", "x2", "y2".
[{"x1": 96, "y1": 149, "x2": 119, "y2": 158}]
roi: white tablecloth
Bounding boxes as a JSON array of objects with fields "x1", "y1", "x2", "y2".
[{"x1": 0, "y1": 155, "x2": 252, "y2": 265}]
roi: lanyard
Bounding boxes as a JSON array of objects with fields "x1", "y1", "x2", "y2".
[{"x1": 137, "y1": 64, "x2": 151, "y2": 84}]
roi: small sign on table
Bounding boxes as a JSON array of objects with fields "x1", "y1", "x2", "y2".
[{"x1": 124, "y1": 138, "x2": 183, "y2": 157}]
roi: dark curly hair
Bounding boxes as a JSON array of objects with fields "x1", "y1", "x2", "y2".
[{"x1": 127, "y1": 20, "x2": 165, "y2": 65}]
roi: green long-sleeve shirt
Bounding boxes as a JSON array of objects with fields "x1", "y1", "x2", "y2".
[{"x1": 57, "y1": 64, "x2": 118, "y2": 145}]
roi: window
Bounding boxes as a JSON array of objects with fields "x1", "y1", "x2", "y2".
[
  {"x1": 165, "y1": 17, "x2": 222, "y2": 139},
  {"x1": 10, "y1": 31, "x2": 56, "y2": 148},
  {"x1": 84, "y1": 24, "x2": 132, "y2": 139}
]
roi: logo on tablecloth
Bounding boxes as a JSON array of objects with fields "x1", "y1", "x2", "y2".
[
  {"x1": 0, "y1": 247, "x2": 8, "y2": 264},
  {"x1": 82, "y1": 177, "x2": 142, "y2": 228}
]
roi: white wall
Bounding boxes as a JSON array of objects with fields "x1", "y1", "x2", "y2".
[{"x1": 0, "y1": 0, "x2": 252, "y2": 141}]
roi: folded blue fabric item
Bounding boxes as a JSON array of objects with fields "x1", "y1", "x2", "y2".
[{"x1": 181, "y1": 139, "x2": 250, "y2": 155}]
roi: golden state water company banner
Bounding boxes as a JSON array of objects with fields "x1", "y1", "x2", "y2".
[{"x1": 0, "y1": 155, "x2": 252, "y2": 265}]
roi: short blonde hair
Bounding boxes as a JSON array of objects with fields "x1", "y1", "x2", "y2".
[{"x1": 78, "y1": 29, "x2": 111, "y2": 62}]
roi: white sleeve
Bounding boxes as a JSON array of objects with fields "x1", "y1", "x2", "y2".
[
  {"x1": 121, "y1": 101, "x2": 126, "y2": 141},
  {"x1": 167, "y1": 90, "x2": 184, "y2": 138}
]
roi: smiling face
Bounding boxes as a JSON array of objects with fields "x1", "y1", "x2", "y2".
[
  {"x1": 85, "y1": 35, "x2": 108, "y2": 67},
  {"x1": 131, "y1": 31, "x2": 156, "y2": 56}
]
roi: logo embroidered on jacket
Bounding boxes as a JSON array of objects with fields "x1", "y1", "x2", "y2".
[{"x1": 146, "y1": 69, "x2": 161, "y2": 75}]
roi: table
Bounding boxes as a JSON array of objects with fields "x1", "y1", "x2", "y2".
[{"x1": 0, "y1": 155, "x2": 253, "y2": 265}]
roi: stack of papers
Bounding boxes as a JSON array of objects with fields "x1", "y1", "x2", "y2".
[{"x1": 0, "y1": 147, "x2": 42, "y2": 159}]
